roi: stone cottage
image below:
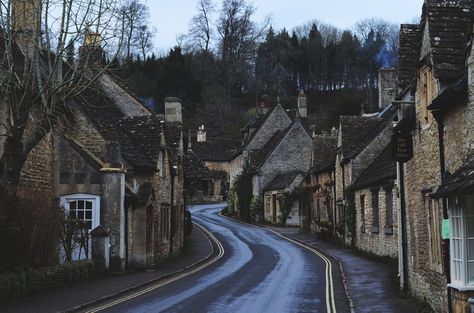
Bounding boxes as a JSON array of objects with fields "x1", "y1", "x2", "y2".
[
  {"x1": 302, "y1": 132, "x2": 338, "y2": 234},
  {"x1": 393, "y1": 1, "x2": 473, "y2": 311},
  {"x1": 185, "y1": 125, "x2": 238, "y2": 203},
  {"x1": 229, "y1": 93, "x2": 313, "y2": 223},
  {"x1": 350, "y1": 144, "x2": 398, "y2": 258},
  {"x1": 10, "y1": 28, "x2": 186, "y2": 271}
]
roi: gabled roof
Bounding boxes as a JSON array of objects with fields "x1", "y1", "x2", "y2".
[
  {"x1": 422, "y1": 0, "x2": 472, "y2": 82},
  {"x1": 248, "y1": 119, "x2": 311, "y2": 171},
  {"x1": 398, "y1": 24, "x2": 421, "y2": 90},
  {"x1": 350, "y1": 144, "x2": 396, "y2": 190},
  {"x1": 339, "y1": 116, "x2": 381, "y2": 161},
  {"x1": 264, "y1": 171, "x2": 303, "y2": 192},
  {"x1": 312, "y1": 134, "x2": 337, "y2": 174},
  {"x1": 433, "y1": 154, "x2": 474, "y2": 197}
]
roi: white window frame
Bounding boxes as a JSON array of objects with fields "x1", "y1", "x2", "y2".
[
  {"x1": 60, "y1": 194, "x2": 101, "y2": 230},
  {"x1": 448, "y1": 195, "x2": 474, "y2": 290}
]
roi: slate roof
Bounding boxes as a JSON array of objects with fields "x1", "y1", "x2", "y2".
[
  {"x1": 114, "y1": 116, "x2": 165, "y2": 170},
  {"x1": 191, "y1": 137, "x2": 240, "y2": 162},
  {"x1": 398, "y1": 24, "x2": 421, "y2": 90},
  {"x1": 423, "y1": 0, "x2": 472, "y2": 82},
  {"x1": 312, "y1": 135, "x2": 337, "y2": 174},
  {"x1": 433, "y1": 154, "x2": 474, "y2": 197},
  {"x1": 264, "y1": 171, "x2": 302, "y2": 192},
  {"x1": 350, "y1": 144, "x2": 396, "y2": 190},
  {"x1": 248, "y1": 129, "x2": 287, "y2": 170},
  {"x1": 339, "y1": 116, "x2": 381, "y2": 162}
]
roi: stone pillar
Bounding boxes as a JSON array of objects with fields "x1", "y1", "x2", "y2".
[
  {"x1": 90, "y1": 225, "x2": 110, "y2": 270},
  {"x1": 101, "y1": 167, "x2": 126, "y2": 272}
]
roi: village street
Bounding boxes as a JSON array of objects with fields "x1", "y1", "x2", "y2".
[{"x1": 87, "y1": 204, "x2": 340, "y2": 313}]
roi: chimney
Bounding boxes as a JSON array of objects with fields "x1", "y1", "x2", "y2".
[
  {"x1": 331, "y1": 127, "x2": 337, "y2": 137},
  {"x1": 12, "y1": 0, "x2": 41, "y2": 55},
  {"x1": 197, "y1": 125, "x2": 207, "y2": 142},
  {"x1": 80, "y1": 31, "x2": 104, "y2": 67},
  {"x1": 164, "y1": 97, "x2": 182, "y2": 123},
  {"x1": 378, "y1": 68, "x2": 398, "y2": 110},
  {"x1": 104, "y1": 140, "x2": 123, "y2": 169},
  {"x1": 297, "y1": 90, "x2": 307, "y2": 118},
  {"x1": 309, "y1": 125, "x2": 316, "y2": 138}
]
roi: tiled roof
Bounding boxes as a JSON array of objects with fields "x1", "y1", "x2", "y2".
[
  {"x1": 115, "y1": 116, "x2": 164, "y2": 170},
  {"x1": 264, "y1": 171, "x2": 302, "y2": 191},
  {"x1": 164, "y1": 122, "x2": 183, "y2": 165},
  {"x1": 433, "y1": 154, "x2": 474, "y2": 197},
  {"x1": 350, "y1": 144, "x2": 396, "y2": 190},
  {"x1": 191, "y1": 137, "x2": 240, "y2": 162},
  {"x1": 424, "y1": 0, "x2": 472, "y2": 82},
  {"x1": 248, "y1": 129, "x2": 286, "y2": 170},
  {"x1": 339, "y1": 116, "x2": 381, "y2": 161},
  {"x1": 312, "y1": 134, "x2": 337, "y2": 174},
  {"x1": 398, "y1": 24, "x2": 420, "y2": 90}
]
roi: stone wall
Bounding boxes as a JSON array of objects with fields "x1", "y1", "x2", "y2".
[
  {"x1": 404, "y1": 75, "x2": 447, "y2": 312},
  {"x1": 19, "y1": 132, "x2": 54, "y2": 194},
  {"x1": 308, "y1": 171, "x2": 335, "y2": 233},
  {"x1": 229, "y1": 154, "x2": 244, "y2": 187},
  {"x1": 354, "y1": 185, "x2": 398, "y2": 258}
]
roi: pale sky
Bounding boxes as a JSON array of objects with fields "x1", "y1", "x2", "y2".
[{"x1": 148, "y1": 0, "x2": 425, "y2": 55}]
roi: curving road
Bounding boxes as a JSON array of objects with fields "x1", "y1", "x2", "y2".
[{"x1": 91, "y1": 204, "x2": 336, "y2": 313}]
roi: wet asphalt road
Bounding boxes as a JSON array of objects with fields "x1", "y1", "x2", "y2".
[{"x1": 100, "y1": 204, "x2": 330, "y2": 313}]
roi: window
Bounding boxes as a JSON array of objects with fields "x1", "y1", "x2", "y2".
[
  {"x1": 265, "y1": 195, "x2": 271, "y2": 214},
  {"x1": 59, "y1": 194, "x2": 100, "y2": 262},
  {"x1": 360, "y1": 194, "x2": 366, "y2": 232},
  {"x1": 160, "y1": 206, "x2": 170, "y2": 241},
  {"x1": 385, "y1": 189, "x2": 393, "y2": 227},
  {"x1": 450, "y1": 196, "x2": 474, "y2": 287},
  {"x1": 371, "y1": 189, "x2": 379, "y2": 233}
]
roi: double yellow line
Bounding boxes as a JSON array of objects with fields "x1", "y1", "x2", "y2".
[
  {"x1": 218, "y1": 213, "x2": 337, "y2": 313},
  {"x1": 85, "y1": 223, "x2": 225, "y2": 313}
]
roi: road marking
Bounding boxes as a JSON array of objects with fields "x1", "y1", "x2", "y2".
[
  {"x1": 218, "y1": 213, "x2": 337, "y2": 313},
  {"x1": 84, "y1": 222, "x2": 225, "y2": 313}
]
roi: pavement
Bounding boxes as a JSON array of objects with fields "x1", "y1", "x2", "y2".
[
  {"x1": 271, "y1": 226, "x2": 417, "y2": 313},
  {"x1": 0, "y1": 224, "x2": 214, "y2": 313}
]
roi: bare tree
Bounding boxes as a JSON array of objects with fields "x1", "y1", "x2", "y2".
[
  {"x1": 216, "y1": 0, "x2": 270, "y2": 89},
  {"x1": 0, "y1": 0, "x2": 125, "y2": 188},
  {"x1": 189, "y1": 0, "x2": 214, "y2": 52},
  {"x1": 118, "y1": 0, "x2": 151, "y2": 60}
]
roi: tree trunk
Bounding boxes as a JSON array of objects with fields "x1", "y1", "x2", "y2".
[{"x1": 0, "y1": 134, "x2": 27, "y2": 188}]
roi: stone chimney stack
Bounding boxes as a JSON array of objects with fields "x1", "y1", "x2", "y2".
[
  {"x1": 331, "y1": 127, "x2": 337, "y2": 137},
  {"x1": 297, "y1": 90, "x2": 308, "y2": 118},
  {"x1": 187, "y1": 130, "x2": 192, "y2": 151},
  {"x1": 12, "y1": 0, "x2": 41, "y2": 55},
  {"x1": 378, "y1": 68, "x2": 398, "y2": 110},
  {"x1": 80, "y1": 31, "x2": 103, "y2": 67},
  {"x1": 197, "y1": 125, "x2": 207, "y2": 142},
  {"x1": 164, "y1": 97, "x2": 182, "y2": 123}
]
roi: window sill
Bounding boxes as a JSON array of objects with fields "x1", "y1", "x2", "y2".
[{"x1": 448, "y1": 282, "x2": 474, "y2": 292}]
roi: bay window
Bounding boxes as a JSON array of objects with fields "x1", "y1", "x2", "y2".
[{"x1": 449, "y1": 195, "x2": 474, "y2": 288}]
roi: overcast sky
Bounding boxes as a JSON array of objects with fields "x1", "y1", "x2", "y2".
[{"x1": 148, "y1": 0, "x2": 425, "y2": 55}]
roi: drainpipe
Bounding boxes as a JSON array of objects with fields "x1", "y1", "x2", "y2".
[
  {"x1": 333, "y1": 169, "x2": 337, "y2": 236},
  {"x1": 434, "y1": 112, "x2": 452, "y2": 313},
  {"x1": 398, "y1": 161, "x2": 409, "y2": 292},
  {"x1": 341, "y1": 162, "x2": 346, "y2": 247}
]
